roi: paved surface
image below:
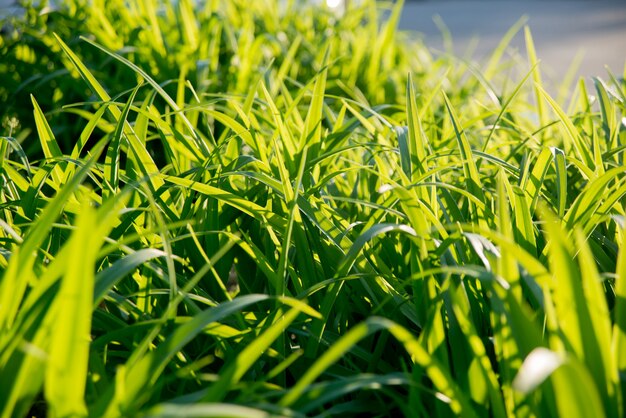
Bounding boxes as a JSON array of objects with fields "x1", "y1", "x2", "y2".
[
  {"x1": 0, "y1": 0, "x2": 17, "y2": 15},
  {"x1": 399, "y1": 0, "x2": 626, "y2": 84}
]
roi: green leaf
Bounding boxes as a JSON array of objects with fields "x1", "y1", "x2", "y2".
[
  {"x1": 282, "y1": 317, "x2": 477, "y2": 417},
  {"x1": 53, "y1": 34, "x2": 165, "y2": 192},
  {"x1": 95, "y1": 295, "x2": 272, "y2": 417},
  {"x1": 104, "y1": 85, "x2": 140, "y2": 200},
  {"x1": 524, "y1": 26, "x2": 546, "y2": 131},
  {"x1": 31, "y1": 95, "x2": 64, "y2": 185},
  {"x1": 442, "y1": 92, "x2": 484, "y2": 198},
  {"x1": 78, "y1": 36, "x2": 209, "y2": 158},
  {"x1": 94, "y1": 248, "x2": 167, "y2": 305},
  {"x1": 594, "y1": 77, "x2": 617, "y2": 146},
  {"x1": 551, "y1": 147, "x2": 567, "y2": 218},
  {"x1": 141, "y1": 403, "x2": 276, "y2": 418},
  {"x1": 203, "y1": 308, "x2": 302, "y2": 402},
  {"x1": 613, "y1": 225, "x2": 626, "y2": 409},
  {"x1": 301, "y1": 45, "x2": 329, "y2": 157},
  {"x1": 44, "y1": 198, "x2": 97, "y2": 418},
  {"x1": 404, "y1": 72, "x2": 430, "y2": 180},
  {"x1": 537, "y1": 85, "x2": 594, "y2": 170},
  {"x1": 0, "y1": 140, "x2": 106, "y2": 332},
  {"x1": 514, "y1": 348, "x2": 606, "y2": 418}
]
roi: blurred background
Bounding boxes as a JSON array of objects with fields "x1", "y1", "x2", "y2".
[
  {"x1": 398, "y1": 0, "x2": 626, "y2": 84},
  {"x1": 2, "y1": 0, "x2": 625, "y2": 84}
]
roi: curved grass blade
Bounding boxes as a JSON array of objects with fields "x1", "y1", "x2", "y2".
[
  {"x1": 0, "y1": 136, "x2": 31, "y2": 179},
  {"x1": 282, "y1": 316, "x2": 477, "y2": 418},
  {"x1": 141, "y1": 403, "x2": 283, "y2": 418},
  {"x1": 306, "y1": 224, "x2": 417, "y2": 359},
  {"x1": 53, "y1": 34, "x2": 164, "y2": 191},
  {"x1": 0, "y1": 139, "x2": 106, "y2": 331},
  {"x1": 203, "y1": 308, "x2": 303, "y2": 402},
  {"x1": 613, "y1": 225, "x2": 626, "y2": 415},
  {"x1": 404, "y1": 72, "x2": 430, "y2": 180},
  {"x1": 94, "y1": 248, "x2": 167, "y2": 305},
  {"x1": 514, "y1": 348, "x2": 607, "y2": 418},
  {"x1": 78, "y1": 36, "x2": 210, "y2": 158},
  {"x1": 94, "y1": 295, "x2": 271, "y2": 417},
  {"x1": 537, "y1": 84, "x2": 594, "y2": 171},
  {"x1": 161, "y1": 174, "x2": 286, "y2": 231}
]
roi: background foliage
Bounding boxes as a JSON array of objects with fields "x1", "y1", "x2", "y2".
[{"x1": 1, "y1": 0, "x2": 626, "y2": 417}]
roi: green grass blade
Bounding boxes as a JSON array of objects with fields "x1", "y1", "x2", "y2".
[
  {"x1": 142, "y1": 403, "x2": 278, "y2": 418},
  {"x1": 484, "y1": 16, "x2": 527, "y2": 79},
  {"x1": 442, "y1": 91, "x2": 486, "y2": 225},
  {"x1": 520, "y1": 147, "x2": 552, "y2": 214},
  {"x1": 96, "y1": 295, "x2": 271, "y2": 416},
  {"x1": 301, "y1": 45, "x2": 329, "y2": 158},
  {"x1": 481, "y1": 64, "x2": 536, "y2": 154},
  {"x1": 104, "y1": 85, "x2": 140, "y2": 200},
  {"x1": 203, "y1": 308, "x2": 302, "y2": 402},
  {"x1": 53, "y1": 34, "x2": 164, "y2": 191},
  {"x1": 0, "y1": 136, "x2": 31, "y2": 179},
  {"x1": 44, "y1": 198, "x2": 97, "y2": 418},
  {"x1": 613, "y1": 225, "x2": 626, "y2": 413},
  {"x1": 551, "y1": 147, "x2": 567, "y2": 218},
  {"x1": 512, "y1": 185, "x2": 537, "y2": 256},
  {"x1": 574, "y1": 230, "x2": 619, "y2": 417},
  {"x1": 537, "y1": 84, "x2": 595, "y2": 170},
  {"x1": 405, "y1": 72, "x2": 429, "y2": 180},
  {"x1": 594, "y1": 77, "x2": 618, "y2": 148},
  {"x1": 283, "y1": 317, "x2": 476, "y2": 417},
  {"x1": 31, "y1": 95, "x2": 64, "y2": 185},
  {"x1": 78, "y1": 36, "x2": 210, "y2": 157},
  {"x1": 161, "y1": 174, "x2": 286, "y2": 230},
  {"x1": 94, "y1": 248, "x2": 167, "y2": 305},
  {"x1": 524, "y1": 26, "x2": 546, "y2": 131},
  {"x1": 442, "y1": 91, "x2": 484, "y2": 197},
  {"x1": 338, "y1": 223, "x2": 417, "y2": 277},
  {"x1": 178, "y1": 0, "x2": 199, "y2": 50},
  {"x1": 0, "y1": 140, "x2": 106, "y2": 331}
]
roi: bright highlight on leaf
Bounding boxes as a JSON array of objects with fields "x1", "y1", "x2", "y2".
[{"x1": 513, "y1": 348, "x2": 564, "y2": 393}]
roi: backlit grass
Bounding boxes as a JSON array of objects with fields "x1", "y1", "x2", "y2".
[{"x1": 1, "y1": 0, "x2": 626, "y2": 417}]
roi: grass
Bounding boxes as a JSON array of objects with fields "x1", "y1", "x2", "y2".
[{"x1": 1, "y1": 0, "x2": 626, "y2": 416}]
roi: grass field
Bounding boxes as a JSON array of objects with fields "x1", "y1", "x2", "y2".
[{"x1": 1, "y1": 0, "x2": 625, "y2": 417}]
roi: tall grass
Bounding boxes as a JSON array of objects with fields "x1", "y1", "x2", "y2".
[{"x1": 1, "y1": 0, "x2": 626, "y2": 417}]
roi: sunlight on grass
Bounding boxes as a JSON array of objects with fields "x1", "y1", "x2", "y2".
[{"x1": 0, "y1": 0, "x2": 625, "y2": 417}]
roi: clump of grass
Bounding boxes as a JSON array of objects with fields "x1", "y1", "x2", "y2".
[{"x1": 1, "y1": 0, "x2": 626, "y2": 417}]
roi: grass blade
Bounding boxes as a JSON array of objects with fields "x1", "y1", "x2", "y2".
[{"x1": 44, "y1": 198, "x2": 97, "y2": 417}]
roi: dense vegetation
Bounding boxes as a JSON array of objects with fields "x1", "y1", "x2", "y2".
[{"x1": 1, "y1": 0, "x2": 625, "y2": 416}]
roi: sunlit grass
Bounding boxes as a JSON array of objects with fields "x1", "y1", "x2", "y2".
[{"x1": 1, "y1": 0, "x2": 626, "y2": 417}]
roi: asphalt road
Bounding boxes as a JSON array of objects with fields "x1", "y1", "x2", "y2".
[
  {"x1": 0, "y1": 0, "x2": 16, "y2": 15},
  {"x1": 399, "y1": 0, "x2": 626, "y2": 83}
]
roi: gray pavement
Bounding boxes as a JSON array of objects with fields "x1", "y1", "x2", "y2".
[
  {"x1": 399, "y1": 0, "x2": 626, "y2": 84},
  {"x1": 0, "y1": 0, "x2": 17, "y2": 16},
  {"x1": 0, "y1": 0, "x2": 12, "y2": 7}
]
